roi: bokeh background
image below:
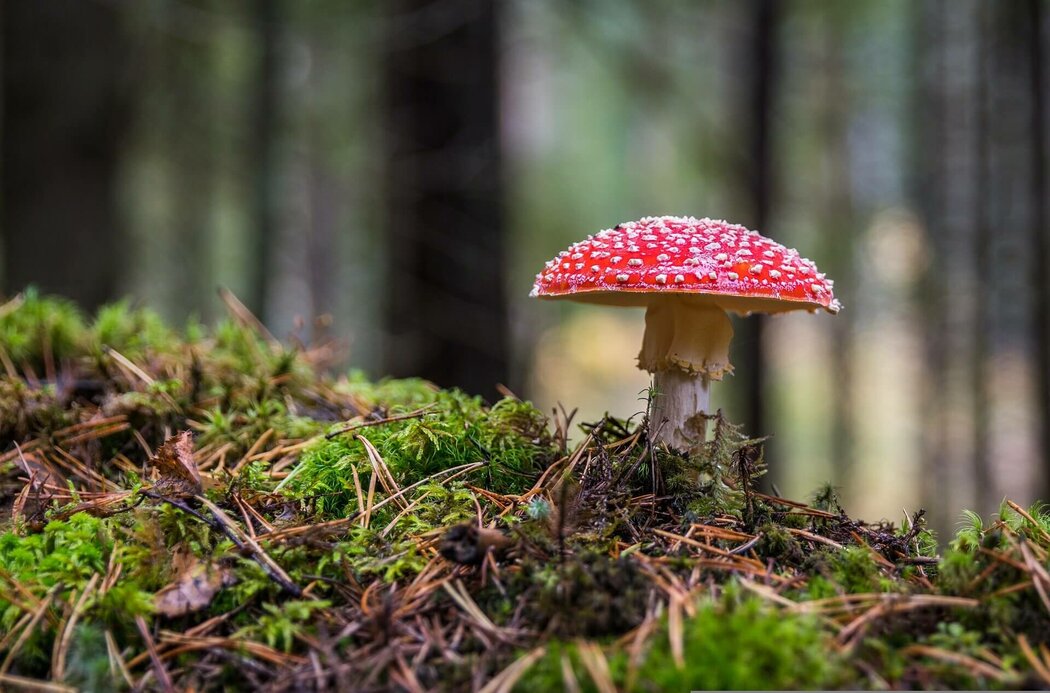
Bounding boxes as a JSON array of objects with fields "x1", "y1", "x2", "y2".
[{"x1": 1, "y1": 0, "x2": 1047, "y2": 538}]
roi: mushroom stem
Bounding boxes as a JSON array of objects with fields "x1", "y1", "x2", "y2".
[
  {"x1": 651, "y1": 369, "x2": 710, "y2": 449},
  {"x1": 638, "y1": 298, "x2": 734, "y2": 449}
]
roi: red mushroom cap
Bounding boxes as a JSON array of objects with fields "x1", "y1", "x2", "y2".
[{"x1": 530, "y1": 216, "x2": 840, "y2": 314}]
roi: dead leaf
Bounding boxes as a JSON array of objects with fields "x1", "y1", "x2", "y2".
[
  {"x1": 153, "y1": 556, "x2": 230, "y2": 618},
  {"x1": 150, "y1": 431, "x2": 201, "y2": 498}
]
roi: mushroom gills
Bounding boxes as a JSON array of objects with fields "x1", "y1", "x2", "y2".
[
  {"x1": 637, "y1": 298, "x2": 734, "y2": 378},
  {"x1": 639, "y1": 298, "x2": 734, "y2": 449}
]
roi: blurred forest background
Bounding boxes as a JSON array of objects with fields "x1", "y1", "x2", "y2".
[{"x1": 0, "y1": 0, "x2": 1047, "y2": 538}]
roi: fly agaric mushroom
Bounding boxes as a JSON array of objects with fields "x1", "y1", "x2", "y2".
[{"x1": 530, "y1": 216, "x2": 840, "y2": 449}]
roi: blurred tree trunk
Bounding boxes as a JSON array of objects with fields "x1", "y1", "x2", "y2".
[
  {"x1": 973, "y1": 1, "x2": 991, "y2": 511},
  {"x1": 736, "y1": 0, "x2": 778, "y2": 446},
  {"x1": 248, "y1": 0, "x2": 279, "y2": 322},
  {"x1": 165, "y1": 0, "x2": 215, "y2": 321},
  {"x1": 915, "y1": 0, "x2": 956, "y2": 536},
  {"x1": 382, "y1": 0, "x2": 508, "y2": 399},
  {"x1": 915, "y1": 0, "x2": 978, "y2": 533},
  {"x1": 975, "y1": 1, "x2": 1043, "y2": 508},
  {"x1": 1, "y1": 0, "x2": 131, "y2": 309},
  {"x1": 1030, "y1": 0, "x2": 1050, "y2": 500},
  {"x1": 822, "y1": 7, "x2": 856, "y2": 493}
]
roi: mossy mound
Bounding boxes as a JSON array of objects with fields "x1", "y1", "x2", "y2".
[{"x1": 0, "y1": 291, "x2": 1048, "y2": 691}]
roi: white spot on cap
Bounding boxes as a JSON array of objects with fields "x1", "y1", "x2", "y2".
[
  {"x1": 715, "y1": 253, "x2": 728, "y2": 262},
  {"x1": 615, "y1": 273, "x2": 630, "y2": 283},
  {"x1": 654, "y1": 274, "x2": 667, "y2": 284},
  {"x1": 656, "y1": 253, "x2": 670, "y2": 262},
  {"x1": 750, "y1": 264, "x2": 763, "y2": 274},
  {"x1": 763, "y1": 250, "x2": 775, "y2": 258},
  {"x1": 611, "y1": 256, "x2": 622, "y2": 264},
  {"x1": 628, "y1": 258, "x2": 643, "y2": 267},
  {"x1": 728, "y1": 271, "x2": 739, "y2": 280},
  {"x1": 590, "y1": 265, "x2": 600, "y2": 273},
  {"x1": 674, "y1": 274, "x2": 685, "y2": 283},
  {"x1": 575, "y1": 263, "x2": 584, "y2": 270},
  {"x1": 769, "y1": 269, "x2": 781, "y2": 279},
  {"x1": 735, "y1": 249, "x2": 753, "y2": 257}
]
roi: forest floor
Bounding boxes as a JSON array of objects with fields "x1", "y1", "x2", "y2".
[{"x1": 0, "y1": 290, "x2": 1049, "y2": 691}]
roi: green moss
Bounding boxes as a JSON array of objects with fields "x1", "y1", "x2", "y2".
[
  {"x1": 0, "y1": 377, "x2": 70, "y2": 440},
  {"x1": 62, "y1": 623, "x2": 115, "y2": 692},
  {"x1": 283, "y1": 389, "x2": 556, "y2": 516},
  {"x1": 754, "y1": 522, "x2": 804, "y2": 563},
  {"x1": 802, "y1": 546, "x2": 885, "y2": 594},
  {"x1": 0, "y1": 287, "x2": 86, "y2": 368},
  {"x1": 0, "y1": 513, "x2": 156, "y2": 676},
  {"x1": 504, "y1": 552, "x2": 651, "y2": 637},
  {"x1": 196, "y1": 399, "x2": 322, "y2": 462},
  {"x1": 340, "y1": 372, "x2": 443, "y2": 410},
  {"x1": 3, "y1": 291, "x2": 1049, "y2": 689},
  {"x1": 658, "y1": 414, "x2": 764, "y2": 520},
  {"x1": 518, "y1": 594, "x2": 847, "y2": 691},
  {"x1": 234, "y1": 599, "x2": 331, "y2": 652},
  {"x1": 91, "y1": 300, "x2": 176, "y2": 358},
  {"x1": 0, "y1": 514, "x2": 114, "y2": 593}
]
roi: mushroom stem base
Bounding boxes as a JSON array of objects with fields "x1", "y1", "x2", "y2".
[{"x1": 650, "y1": 369, "x2": 711, "y2": 449}]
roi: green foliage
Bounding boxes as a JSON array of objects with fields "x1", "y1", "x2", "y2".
[
  {"x1": 329, "y1": 524, "x2": 431, "y2": 582},
  {"x1": 658, "y1": 414, "x2": 760, "y2": 519},
  {"x1": 952, "y1": 509, "x2": 986, "y2": 552},
  {"x1": 196, "y1": 398, "x2": 322, "y2": 463},
  {"x1": 3, "y1": 292, "x2": 1050, "y2": 689},
  {"x1": 0, "y1": 513, "x2": 155, "y2": 677},
  {"x1": 802, "y1": 546, "x2": 886, "y2": 594},
  {"x1": 0, "y1": 376, "x2": 69, "y2": 439},
  {"x1": 519, "y1": 594, "x2": 844, "y2": 691},
  {"x1": 0, "y1": 287, "x2": 86, "y2": 367},
  {"x1": 235, "y1": 600, "x2": 331, "y2": 652},
  {"x1": 811, "y1": 483, "x2": 843, "y2": 513},
  {"x1": 91, "y1": 300, "x2": 176, "y2": 357},
  {"x1": 63, "y1": 623, "x2": 116, "y2": 692},
  {"x1": 0, "y1": 514, "x2": 113, "y2": 594},
  {"x1": 340, "y1": 372, "x2": 443, "y2": 410},
  {"x1": 284, "y1": 388, "x2": 556, "y2": 515}
]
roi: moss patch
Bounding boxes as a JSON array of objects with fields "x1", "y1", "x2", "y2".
[{"x1": 0, "y1": 291, "x2": 1048, "y2": 690}]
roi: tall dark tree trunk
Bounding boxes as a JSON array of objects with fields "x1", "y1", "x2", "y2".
[
  {"x1": 1030, "y1": 0, "x2": 1050, "y2": 501},
  {"x1": 973, "y1": 1, "x2": 991, "y2": 512},
  {"x1": 822, "y1": 7, "x2": 856, "y2": 493},
  {"x1": 737, "y1": 0, "x2": 778, "y2": 454},
  {"x1": 249, "y1": 0, "x2": 279, "y2": 322},
  {"x1": 1, "y1": 0, "x2": 131, "y2": 309},
  {"x1": 915, "y1": 0, "x2": 954, "y2": 536},
  {"x1": 382, "y1": 0, "x2": 508, "y2": 399},
  {"x1": 165, "y1": 1, "x2": 215, "y2": 321}
]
